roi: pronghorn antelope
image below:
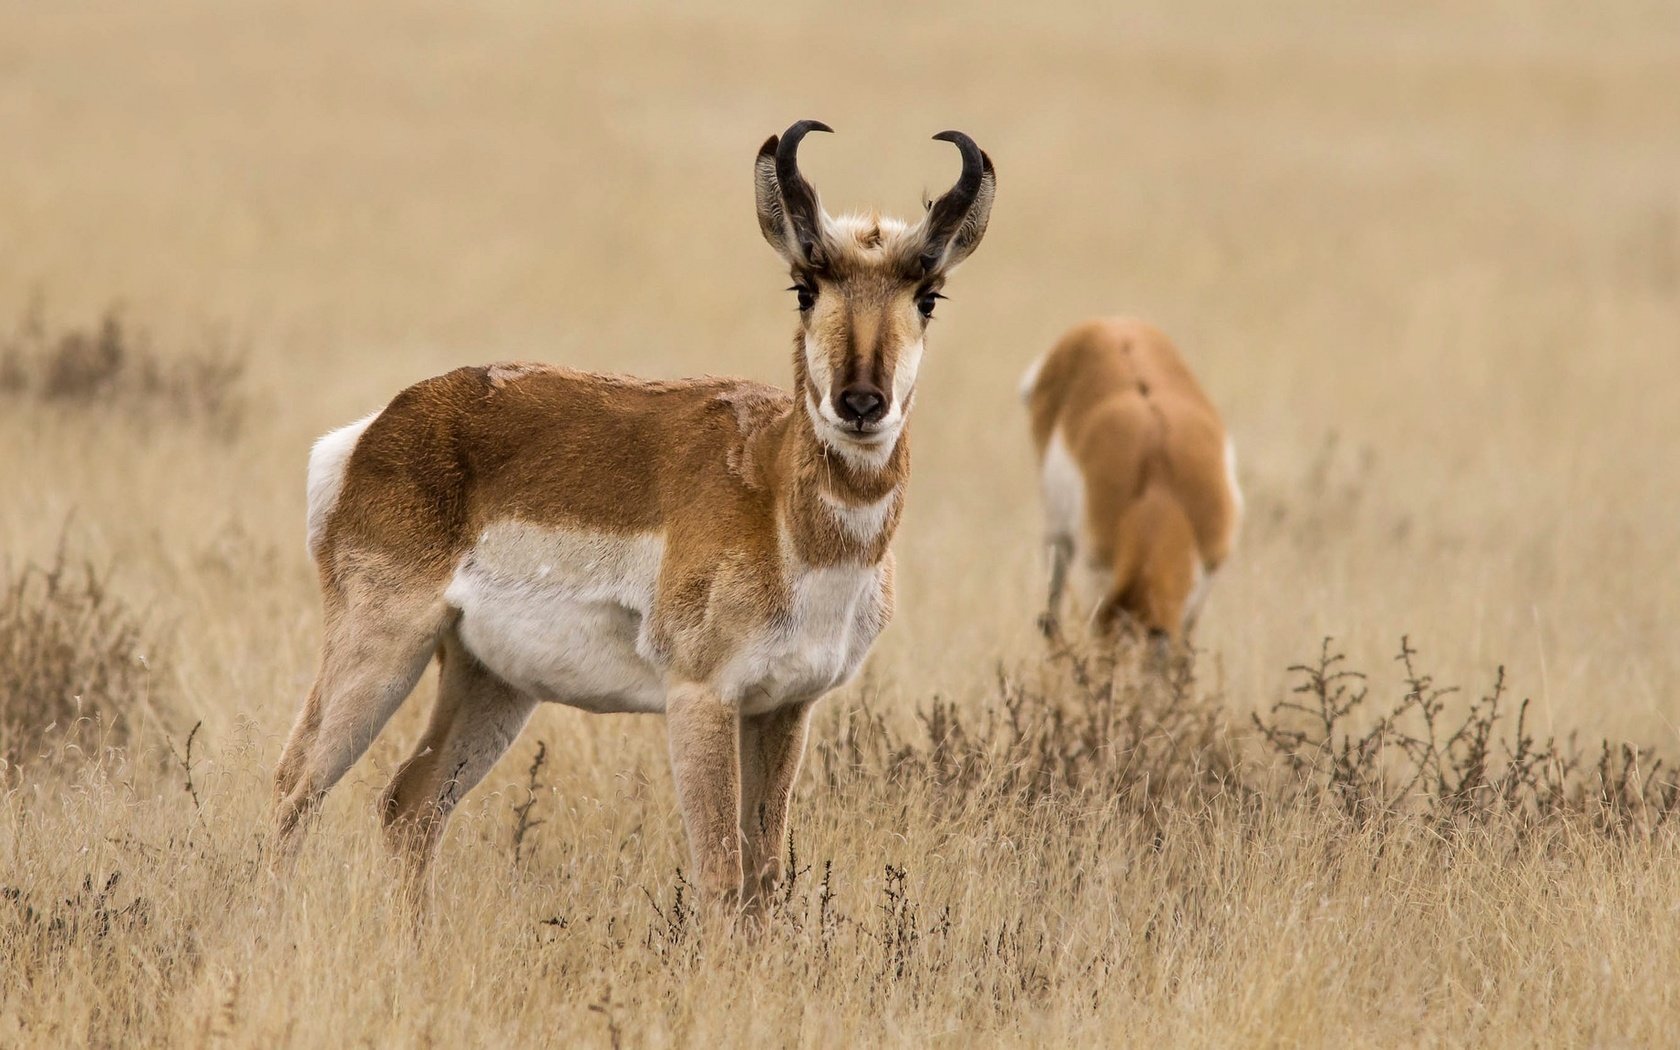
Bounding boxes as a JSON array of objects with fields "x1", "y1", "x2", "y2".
[
  {"x1": 272, "y1": 121, "x2": 995, "y2": 909},
  {"x1": 1022, "y1": 318, "x2": 1240, "y2": 649}
]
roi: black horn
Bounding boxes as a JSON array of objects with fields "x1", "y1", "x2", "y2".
[
  {"x1": 775, "y1": 119, "x2": 833, "y2": 261},
  {"x1": 920, "y1": 130, "x2": 994, "y2": 272}
]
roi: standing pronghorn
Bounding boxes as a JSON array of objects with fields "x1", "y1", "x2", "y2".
[
  {"x1": 272, "y1": 121, "x2": 995, "y2": 909},
  {"x1": 1022, "y1": 318, "x2": 1240, "y2": 648}
]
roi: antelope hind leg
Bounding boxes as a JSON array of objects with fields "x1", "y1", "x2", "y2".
[
  {"x1": 380, "y1": 633, "x2": 537, "y2": 908},
  {"x1": 1038, "y1": 535, "x2": 1073, "y2": 639},
  {"x1": 271, "y1": 587, "x2": 446, "y2": 862}
]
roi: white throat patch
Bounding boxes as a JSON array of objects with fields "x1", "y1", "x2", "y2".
[{"x1": 819, "y1": 487, "x2": 898, "y2": 543}]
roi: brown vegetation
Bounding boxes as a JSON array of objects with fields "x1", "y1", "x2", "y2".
[
  {"x1": 1, "y1": 304, "x2": 245, "y2": 439},
  {"x1": 2, "y1": 1, "x2": 1678, "y2": 1045},
  {"x1": 0, "y1": 534, "x2": 164, "y2": 772}
]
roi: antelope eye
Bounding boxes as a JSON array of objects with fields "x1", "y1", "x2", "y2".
[
  {"x1": 917, "y1": 291, "x2": 944, "y2": 318},
  {"x1": 790, "y1": 285, "x2": 816, "y2": 312}
]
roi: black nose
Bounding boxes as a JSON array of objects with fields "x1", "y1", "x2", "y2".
[{"x1": 835, "y1": 384, "x2": 887, "y2": 425}]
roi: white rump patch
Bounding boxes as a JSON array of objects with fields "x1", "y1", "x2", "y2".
[
  {"x1": 1039, "y1": 429, "x2": 1084, "y2": 544},
  {"x1": 1184, "y1": 556, "x2": 1212, "y2": 631},
  {"x1": 1223, "y1": 436, "x2": 1244, "y2": 545},
  {"x1": 1017, "y1": 349, "x2": 1048, "y2": 403},
  {"x1": 305, "y1": 412, "x2": 378, "y2": 556}
]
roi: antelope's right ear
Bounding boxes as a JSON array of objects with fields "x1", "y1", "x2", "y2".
[{"x1": 754, "y1": 120, "x2": 833, "y2": 270}]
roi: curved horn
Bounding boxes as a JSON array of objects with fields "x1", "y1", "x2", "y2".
[
  {"x1": 775, "y1": 119, "x2": 833, "y2": 260},
  {"x1": 921, "y1": 130, "x2": 995, "y2": 271}
]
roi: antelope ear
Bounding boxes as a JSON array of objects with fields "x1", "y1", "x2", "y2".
[
  {"x1": 753, "y1": 120, "x2": 833, "y2": 269},
  {"x1": 917, "y1": 130, "x2": 996, "y2": 274},
  {"x1": 754, "y1": 136, "x2": 796, "y2": 262}
]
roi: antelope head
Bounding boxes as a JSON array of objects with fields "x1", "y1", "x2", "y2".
[{"x1": 755, "y1": 121, "x2": 996, "y2": 454}]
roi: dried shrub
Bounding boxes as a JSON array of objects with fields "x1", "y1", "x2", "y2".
[
  {"x1": 1, "y1": 872, "x2": 150, "y2": 950},
  {"x1": 0, "y1": 536, "x2": 163, "y2": 771},
  {"x1": 1, "y1": 864, "x2": 202, "y2": 1044},
  {"x1": 0, "y1": 301, "x2": 246, "y2": 439},
  {"x1": 1253, "y1": 636, "x2": 1680, "y2": 835},
  {"x1": 796, "y1": 633, "x2": 1680, "y2": 846},
  {"x1": 810, "y1": 639, "x2": 1242, "y2": 833}
]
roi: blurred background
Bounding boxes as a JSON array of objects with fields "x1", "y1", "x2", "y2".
[{"x1": 2, "y1": 0, "x2": 1677, "y2": 750}]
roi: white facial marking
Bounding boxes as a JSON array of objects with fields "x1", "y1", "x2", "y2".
[
  {"x1": 801, "y1": 334, "x2": 908, "y2": 470},
  {"x1": 802, "y1": 333, "x2": 835, "y2": 408},
  {"x1": 304, "y1": 412, "x2": 378, "y2": 556},
  {"x1": 877, "y1": 338, "x2": 922, "y2": 432}
]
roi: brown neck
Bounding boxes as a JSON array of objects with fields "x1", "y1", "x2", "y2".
[{"x1": 769, "y1": 398, "x2": 909, "y2": 567}]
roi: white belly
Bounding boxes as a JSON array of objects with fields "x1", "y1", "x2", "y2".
[
  {"x1": 445, "y1": 522, "x2": 667, "y2": 713},
  {"x1": 444, "y1": 521, "x2": 887, "y2": 716}
]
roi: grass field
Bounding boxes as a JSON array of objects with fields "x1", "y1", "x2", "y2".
[{"x1": 3, "y1": 2, "x2": 1680, "y2": 1045}]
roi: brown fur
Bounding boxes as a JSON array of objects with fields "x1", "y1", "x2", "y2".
[
  {"x1": 272, "y1": 125, "x2": 995, "y2": 911},
  {"x1": 1025, "y1": 318, "x2": 1240, "y2": 643}
]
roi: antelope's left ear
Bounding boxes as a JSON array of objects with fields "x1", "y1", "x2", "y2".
[{"x1": 916, "y1": 130, "x2": 996, "y2": 274}]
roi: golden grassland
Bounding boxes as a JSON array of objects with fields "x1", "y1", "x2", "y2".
[{"x1": 3, "y1": 2, "x2": 1680, "y2": 1045}]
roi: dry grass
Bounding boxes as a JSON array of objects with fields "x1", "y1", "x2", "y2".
[
  {"x1": 1, "y1": 304, "x2": 246, "y2": 440},
  {"x1": 2, "y1": 1, "x2": 1679, "y2": 1045},
  {"x1": 0, "y1": 533, "x2": 166, "y2": 772}
]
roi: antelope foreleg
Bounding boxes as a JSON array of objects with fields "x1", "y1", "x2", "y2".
[{"x1": 666, "y1": 682, "x2": 743, "y2": 909}]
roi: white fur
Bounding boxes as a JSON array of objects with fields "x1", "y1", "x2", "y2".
[
  {"x1": 820, "y1": 487, "x2": 897, "y2": 544},
  {"x1": 1223, "y1": 436, "x2": 1244, "y2": 546},
  {"x1": 445, "y1": 519, "x2": 888, "y2": 718},
  {"x1": 880, "y1": 338, "x2": 922, "y2": 432},
  {"x1": 304, "y1": 412, "x2": 378, "y2": 556},
  {"x1": 446, "y1": 522, "x2": 668, "y2": 713},
  {"x1": 1042, "y1": 427, "x2": 1106, "y2": 619},
  {"x1": 719, "y1": 529, "x2": 887, "y2": 715},
  {"x1": 803, "y1": 334, "x2": 837, "y2": 406},
  {"x1": 825, "y1": 212, "x2": 912, "y2": 245},
  {"x1": 801, "y1": 333, "x2": 910, "y2": 473},
  {"x1": 804, "y1": 393, "x2": 900, "y2": 472},
  {"x1": 1017, "y1": 349, "x2": 1048, "y2": 403},
  {"x1": 1039, "y1": 428, "x2": 1084, "y2": 544},
  {"x1": 1183, "y1": 557, "x2": 1212, "y2": 631}
]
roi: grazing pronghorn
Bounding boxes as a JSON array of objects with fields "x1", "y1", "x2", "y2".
[
  {"x1": 272, "y1": 121, "x2": 995, "y2": 909},
  {"x1": 1021, "y1": 318, "x2": 1240, "y2": 649}
]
